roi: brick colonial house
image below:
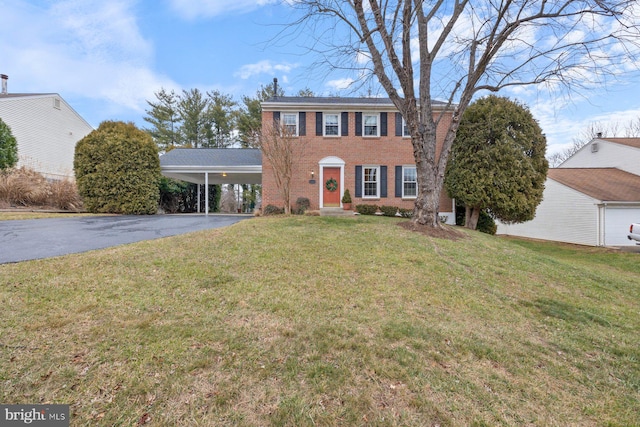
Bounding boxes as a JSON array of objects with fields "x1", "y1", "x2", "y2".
[{"x1": 260, "y1": 96, "x2": 456, "y2": 223}]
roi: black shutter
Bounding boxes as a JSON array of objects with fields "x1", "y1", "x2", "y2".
[
  {"x1": 395, "y1": 112, "x2": 403, "y2": 136},
  {"x1": 380, "y1": 166, "x2": 388, "y2": 198},
  {"x1": 355, "y1": 165, "x2": 362, "y2": 197},
  {"x1": 316, "y1": 112, "x2": 323, "y2": 136},
  {"x1": 395, "y1": 166, "x2": 402, "y2": 197},
  {"x1": 299, "y1": 112, "x2": 306, "y2": 136},
  {"x1": 341, "y1": 112, "x2": 349, "y2": 136},
  {"x1": 355, "y1": 112, "x2": 362, "y2": 136},
  {"x1": 273, "y1": 111, "x2": 280, "y2": 125},
  {"x1": 380, "y1": 112, "x2": 388, "y2": 136}
]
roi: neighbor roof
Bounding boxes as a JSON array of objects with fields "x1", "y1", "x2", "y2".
[
  {"x1": 599, "y1": 137, "x2": 640, "y2": 150},
  {"x1": 0, "y1": 93, "x2": 57, "y2": 99},
  {"x1": 548, "y1": 168, "x2": 640, "y2": 202},
  {"x1": 160, "y1": 148, "x2": 262, "y2": 167}
]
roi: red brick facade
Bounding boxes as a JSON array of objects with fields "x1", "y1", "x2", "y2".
[{"x1": 261, "y1": 97, "x2": 455, "y2": 223}]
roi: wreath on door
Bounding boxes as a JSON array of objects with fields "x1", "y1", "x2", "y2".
[{"x1": 325, "y1": 177, "x2": 338, "y2": 192}]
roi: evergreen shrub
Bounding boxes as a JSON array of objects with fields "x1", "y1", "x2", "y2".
[
  {"x1": 355, "y1": 204, "x2": 378, "y2": 215},
  {"x1": 74, "y1": 121, "x2": 160, "y2": 214}
]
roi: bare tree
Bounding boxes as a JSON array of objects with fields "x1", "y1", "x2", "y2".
[
  {"x1": 288, "y1": 1, "x2": 640, "y2": 226},
  {"x1": 549, "y1": 118, "x2": 640, "y2": 166},
  {"x1": 253, "y1": 122, "x2": 306, "y2": 214}
]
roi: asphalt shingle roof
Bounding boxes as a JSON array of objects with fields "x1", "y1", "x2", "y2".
[
  {"x1": 600, "y1": 138, "x2": 640, "y2": 150},
  {"x1": 548, "y1": 168, "x2": 640, "y2": 202},
  {"x1": 159, "y1": 148, "x2": 262, "y2": 167},
  {"x1": 263, "y1": 96, "x2": 448, "y2": 106}
]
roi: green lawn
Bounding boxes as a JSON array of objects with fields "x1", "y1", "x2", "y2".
[{"x1": 1, "y1": 216, "x2": 638, "y2": 426}]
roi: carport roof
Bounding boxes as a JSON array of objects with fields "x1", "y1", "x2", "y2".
[{"x1": 160, "y1": 148, "x2": 262, "y2": 185}]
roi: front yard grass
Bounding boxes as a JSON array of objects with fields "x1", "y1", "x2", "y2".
[{"x1": 1, "y1": 215, "x2": 638, "y2": 426}]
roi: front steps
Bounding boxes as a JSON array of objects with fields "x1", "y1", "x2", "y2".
[{"x1": 319, "y1": 208, "x2": 357, "y2": 217}]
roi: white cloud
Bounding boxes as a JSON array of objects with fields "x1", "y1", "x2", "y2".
[
  {"x1": 167, "y1": 0, "x2": 278, "y2": 20},
  {"x1": 326, "y1": 78, "x2": 354, "y2": 91},
  {"x1": 234, "y1": 60, "x2": 298, "y2": 79},
  {"x1": 0, "y1": 0, "x2": 177, "y2": 118}
]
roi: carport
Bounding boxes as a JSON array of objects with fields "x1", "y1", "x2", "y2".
[{"x1": 159, "y1": 148, "x2": 262, "y2": 215}]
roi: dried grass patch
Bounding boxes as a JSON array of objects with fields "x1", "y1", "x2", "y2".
[{"x1": 0, "y1": 167, "x2": 82, "y2": 211}]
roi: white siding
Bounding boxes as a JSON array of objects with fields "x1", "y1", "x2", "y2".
[
  {"x1": 560, "y1": 140, "x2": 640, "y2": 175},
  {"x1": 0, "y1": 95, "x2": 93, "y2": 179},
  {"x1": 497, "y1": 179, "x2": 599, "y2": 246}
]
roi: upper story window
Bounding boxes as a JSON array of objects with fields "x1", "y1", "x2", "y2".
[
  {"x1": 282, "y1": 113, "x2": 298, "y2": 136},
  {"x1": 402, "y1": 118, "x2": 411, "y2": 137},
  {"x1": 324, "y1": 113, "x2": 340, "y2": 136},
  {"x1": 403, "y1": 166, "x2": 417, "y2": 198},
  {"x1": 363, "y1": 114, "x2": 379, "y2": 137}
]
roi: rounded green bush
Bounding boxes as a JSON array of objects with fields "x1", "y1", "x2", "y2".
[
  {"x1": 0, "y1": 118, "x2": 18, "y2": 170},
  {"x1": 74, "y1": 121, "x2": 160, "y2": 214}
]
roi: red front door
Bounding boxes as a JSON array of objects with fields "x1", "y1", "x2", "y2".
[{"x1": 323, "y1": 167, "x2": 341, "y2": 207}]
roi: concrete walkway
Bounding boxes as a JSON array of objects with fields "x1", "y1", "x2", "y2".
[{"x1": 0, "y1": 214, "x2": 250, "y2": 264}]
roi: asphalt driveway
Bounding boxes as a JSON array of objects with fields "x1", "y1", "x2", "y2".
[{"x1": 0, "y1": 214, "x2": 249, "y2": 264}]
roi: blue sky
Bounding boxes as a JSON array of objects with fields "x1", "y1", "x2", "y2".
[{"x1": 1, "y1": 0, "x2": 639, "y2": 156}]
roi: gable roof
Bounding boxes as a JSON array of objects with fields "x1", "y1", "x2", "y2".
[
  {"x1": 548, "y1": 168, "x2": 640, "y2": 202},
  {"x1": 0, "y1": 93, "x2": 57, "y2": 99},
  {"x1": 598, "y1": 137, "x2": 640, "y2": 149}
]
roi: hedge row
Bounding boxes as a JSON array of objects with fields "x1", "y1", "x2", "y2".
[{"x1": 355, "y1": 204, "x2": 413, "y2": 218}]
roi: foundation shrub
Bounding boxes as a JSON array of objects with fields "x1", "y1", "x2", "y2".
[
  {"x1": 263, "y1": 204, "x2": 285, "y2": 215},
  {"x1": 355, "y1": 204, "x2": 379, "y2": 215},
  {"x1": 292, "y1": 197, "x2": 310, "y2": 215}
]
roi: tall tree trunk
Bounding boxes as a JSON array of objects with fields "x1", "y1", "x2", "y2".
[
  {"x1": 410, "y1": 122, "x2": 450, "y2": 227},
  {"x1": 466, "y1": 206, "x2": 481, "y2": 230}
]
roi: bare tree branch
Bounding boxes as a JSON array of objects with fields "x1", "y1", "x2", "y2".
[{"x1": 285, "y1": 0, "x2": 640, "y2": 226}]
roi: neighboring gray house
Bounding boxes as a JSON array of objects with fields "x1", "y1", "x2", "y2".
[
  {"x1": 0, "y1": 74, "x2": 93, "y2": 180},
  {"x1": 497, "y1": 138, "x2": 640, "y2": 247}
]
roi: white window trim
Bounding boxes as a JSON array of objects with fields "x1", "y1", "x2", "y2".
[
  {"x1": 362, "y1": 165, "x2": 380, "y2": 198},
  {"x1": 282, "y1": 112, "x2": 299, "y2": 136},
  {"x1": 402, "y1": 118, "x2": 411, "y2": 138},
  {"x1": 363, "y1": 113, "x2": 379, "y2": 137},
  {"x1": 323, "y1": 112, "x2": 341, "y2": 137},
  {"x1": 402, "y1": 165, "x2": 417, "y2": 199}
]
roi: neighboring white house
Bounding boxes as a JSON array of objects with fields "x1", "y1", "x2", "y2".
[
  {"x1": 559, "y1": 137, "x2": 640, "y2": 176},
  {"x1": 0, "y1": 74, "x2": 93, "y2": 180},
  {"x1": 497, "y1": 138, "x2": 640, "y2": 247}
]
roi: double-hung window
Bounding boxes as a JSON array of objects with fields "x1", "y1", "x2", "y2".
[
  {"x1": 402, "y1": 118, "x2": 411, "y2": 137},
  {"x1": 363, "y1": 166, "x2": 379, "y2": 198},
  {"x1": 282, "y1": 113, "x2": 298, "y2": 136},
  {"x1": 363, "y1": 114, "x2": 379, "y2": 136},
  {"x1": 403, "y1": 166, "x2": 417, "y2": 198},
  {"x1": 324, "y1": 113, "x2": 339, "y2": 136}
]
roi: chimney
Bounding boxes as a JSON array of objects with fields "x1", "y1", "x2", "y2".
[
  {"x1": 1, "y1": 74, "x2": 7, "y2": 95},
  {"x1": 273, "y1": 77, "x2": 278, "y2": 98}
]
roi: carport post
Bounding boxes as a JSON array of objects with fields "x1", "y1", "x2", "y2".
[
  {"x1": 205, "y1": 172, "x2": 209, "y2": 216},
  {"x1": 197, "y1": 185, "x2": 201, "y2": 213}
]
